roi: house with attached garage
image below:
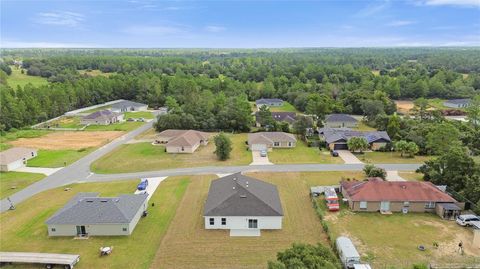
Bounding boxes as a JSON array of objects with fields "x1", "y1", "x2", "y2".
[
  {"x1": 0, "y1": 147, "x2": 38, "y2": 172},
  {"x1": 255, "y1": 111, "x2": 296, "y2": 127},
  {"x1": 154, "y1": 129, "x2": 210, "y2": 153},
  {"x1": 248, "y1": 132, "x2": 296, "y2": 151},
  {"x1": 81, "y1": 110, "x2": 124, "y2": 125},
  {"x1": 325, "y1": 114, "x2": 358, "y2": 128},
  {"x1": 111, "y1": 100, "x2": 148, "y2": 112},
  {"x1": 318, "y1": 127, "x2": 391, "y2": 151},
  {"x1": 204, "y1": 173, "x2": 283, "y2": 236},
  {"x1": 255, "y1": 98, "x2": 284, "y2": 108},
  {"x1": 340, "y1": 178, "x2": 462, "y2": 218},
  {"x1": 45, "y1": 192, "x2": 148, "y2": 236}
]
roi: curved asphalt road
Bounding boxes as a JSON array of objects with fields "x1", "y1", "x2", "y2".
[{"x1": 0, "y1": 120, "x2": 422, "y2": 212}]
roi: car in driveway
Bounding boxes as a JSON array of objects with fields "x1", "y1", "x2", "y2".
[
  {"x1": 330, "y1": 150, "x2": 339, "y2": 157},
  {"x1": 456, "y1": 214, "x2": 480, "y2": 226},
  {"x1": 137, "y1": 179, "x2": 149, "y2": 191},
  {"x1": 260, "y1": 150, "x2": 267, "y2": 157}
]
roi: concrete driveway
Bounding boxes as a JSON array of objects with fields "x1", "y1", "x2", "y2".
[
  {"x1": 134, "y1": 176, "x2": 167, "y2": 202},
  {"x1": 386, "y1": 171, "x2": 406, "y2": 181},
  {"x1": 337, "y1": 150, "x2": 363, "y2": 164},
  {"x1": 14, "y1": 167, "x2": 63, "y2": 176},
  {"x1": 250, "y1": 151, "x2": 273, "y2": 165}
]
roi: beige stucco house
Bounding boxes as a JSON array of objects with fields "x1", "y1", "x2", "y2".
[
  {"x1": 247, "y1": 132, "x2": 296, "y2": 151},
  {"x1": 154, "y1": 130, "x2": 210, "y2": 153},
  {"x1": 0, "y1": 147, "x2": 38, "y2": 172},
  {"x1": 81, "y1": 110, "x2": 124, "y2": 125}
]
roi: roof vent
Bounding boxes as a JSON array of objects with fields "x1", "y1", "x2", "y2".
[
  {"x1": 401, "y1": 185, "x2": 406, "y2": 189},
  {"x1": 233, "y1": 186, "x2": 236, "y2": 190},
  {"x1": 100, "y1": 200, "x2": 108, "y2": 202},
  {"x1": 233, "y1": 177, "x2": 237, "y2": 181},
  {"x1": 240, "y1": 195, "x2": 247, "y2": 198}
]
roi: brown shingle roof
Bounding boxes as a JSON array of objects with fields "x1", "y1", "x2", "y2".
[
  {"x1": 156, "y1": 130, "x2": 210, "y2": 147},
  {"x1": 0, "y1": 147, "x2": 37, "y2": 165},
  {"x1": 341, "y1": 178, "x2": 456, "y2": 203}
]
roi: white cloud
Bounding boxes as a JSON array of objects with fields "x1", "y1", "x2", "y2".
[
  {"x1": 355, "y1": 0, "x2": 391, "y2": 17},
  {"x1": 34, "y1": 11, "x2": 84, "y2": 27},
  {"x1": 122, "y1": 25, "x2": 185, "y2": 35},
  {"x1": 387, "y1": 20, "x2": 416, "y2": 26},
  {"x1": 204, "y1": 26, "x2": 226, "y2": 33},
  {"x1": 0, "y1": 40, "x2": 99, "y2": 48},
  {"x1": 416, "y1": 0, "x2": 480, "y2": 7}
]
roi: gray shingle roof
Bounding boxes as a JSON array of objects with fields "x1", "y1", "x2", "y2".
[
  {"x1": 325, "y1": 114, "x2": 358, "y2": 123},
  {"x1": 256, "y1": 112, "x2": 296, "y2": 123},
  {"x1": 45, "y1": 193, "x2": 147, "y2": 225},
  {"x1": 255, "y1": 98, "x2": 283, "y2": 105},
  {"x1": 248, "y1": 132, "x2": 296, "y2": 145},
  {"x1": 204, "y1": 173, "x2": 283, "y2": 217},
  {"x1": 319, "y1": 127, "x2": 391, "y2": 144},
  {"x1": 111, "y1": 100, "x2": 147, "y2": 109},
  {"x1": 83, "y1": 110, "x2": 120, "y2": 120},
  {"x1": 443, "y1": 99, "x2": 471, "y2": 105}
]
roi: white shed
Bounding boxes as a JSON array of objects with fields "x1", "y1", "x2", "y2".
[{"x1": 336, "y1": 236, "x2": 361, "y2": 269}]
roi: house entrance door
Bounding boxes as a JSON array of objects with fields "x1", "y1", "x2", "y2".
[{"x1": 380, "y1": 201, "x2": 390, "y2": 212}]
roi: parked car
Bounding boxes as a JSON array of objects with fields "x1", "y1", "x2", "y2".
[
  {"x1": 331, "y1": 150, "x2": 339, "y2": 157},
  {"x1": 127, "y1": 118, "x2": 135, "y2": 122},
  {"x1": 137, "y1": 179, "x2": 149, "y2": 191},
  {"x1": 260, "y1": 150, "x2": 267, "y2": 157},
  {"x1": 138, "y1": 117, "x2": 145, "y2": 122},
  {"x1": 456, "y1": 214, "x2": 480, "y2": 226}
]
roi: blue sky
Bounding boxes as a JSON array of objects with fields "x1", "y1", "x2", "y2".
[{"x1": 1, "y1": 0, "x2": 479, "y2": 48}]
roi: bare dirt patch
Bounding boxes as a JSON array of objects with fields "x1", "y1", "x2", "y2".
[
  {"x1": 10, "y1": 131, "x2": 124, "y2": 150},
  {"x1": 395, "y1": 100, "x2": 414, "y2": 114}
]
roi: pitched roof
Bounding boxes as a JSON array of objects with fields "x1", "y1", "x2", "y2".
[
  {"x1": 326, "y1": 114, "x2": 358, "y2": 123},
  {"x1": 45, "y1": 193, "x2": 148, "y2": 225},
  {"x1": 341, "y1": 178, "x2": 457, "y2": 203},
  {"x1": 0, "y1": 147, "x2": 37, "y2": 165},
  {"x1": 204, "y1": 173, "x2": 283, "y2": 216},
  {"x1": 111, "y1": 100, "x2": 147, "y2": 109},
  {"x1": 256, "y1": 112, "x2": 296, "y2": 123},
  {"x1": 248, "y1": 132, "x2": 297, "y2": 145},
  {"x1": 83, "y1": 110, "x2": 120, "y2": 120},
  {"x1": 443, "y1": 99, "x2": 471, "y2": 105},
  {"x1": 156, "y1": 129, "x2": 210, "y2": 147},
  {"x1": 255, "y1": 98, "x2": 283, "y2": 105},
  {"x1": 319, "y1": 127, "x2": 391, "y2": 144}
]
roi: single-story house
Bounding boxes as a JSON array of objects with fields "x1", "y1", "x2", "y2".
[
  {"x1": 45, "y1": 192, "x2": 148, "y2": 236},
  {"x1": 255, "y1": 98, "x2": 284, "y2": 107},
  {"x1": 0, "y1": 147, "x2": 38, "y2": 172},
  {"x1": 325, "y1": 114, "x2": 358, "y2": 128},
  {"x1": 318, "y1": 127, "x2": 391, "y2": 151},
  {"x1": 204, "y1": 173, "x2": 283, "y2": 236},
  {"x1": 154, "y1": 129, "x2": 210, "y2": 153},
  {"x1": 255, "y1": 112, "x2": 296, "y2": 127},
  {"x1": 111, "y1": 100, "x2": 148, "y2": 112},
  {"x1": 247, "y1": 132, "x2": 297, "y2": 151},
  {"x1": 81, "y1": 110, "x2": 124, "y2": 125},
  {"x1": 340, "y1": 178, "x2": 462, "y2": 217},
  {"x1": 443, "y1": 99, "x2": 471, "y2": 109}
]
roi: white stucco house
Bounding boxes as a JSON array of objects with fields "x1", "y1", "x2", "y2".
[
  {"x1": 0, "y1": 147, "x2": 38, "y2": 172},
  {"x1": 111, "y1": 100, "x2": 148, "y2": 112},
  {"x1": 203, "y1": 173, "x2": 283, "y2": 236},
  {"x1": 45, "y1": 193, "x2": 148, "y2": 236},
  {"x1": 247, "y1": 132, "x2": 297, "y2": 151}
]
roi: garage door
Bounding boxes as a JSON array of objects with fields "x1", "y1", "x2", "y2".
[
  {"x1": 251, "y1": 144, "x2": 267, "y2": 151},
  {"x1": 333, "y1": 143, "x2": 348, "y2": 150}
]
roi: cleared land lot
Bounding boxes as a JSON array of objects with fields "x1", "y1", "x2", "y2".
[
  {"x1": 151, "y1": 172, "x2": 329, "y2": 269},
  {"x1": 0, "y1": 129, "x2": 51, "y2": 151},
  {"x1": 0, "y1": 177, "x2": 190, "y2": 269},
  {"x1": 395, "y1": 100, "x2": 415, "y2": 114},
  {"x1": 0, "y1": 172, "x2": 45, "y2": 199},
  {"x1": 6, "y1": 67, "x2": 48, "y2": 89},
  {"x1": 357, "y1": 152, "x2": 434, "y2": 164},
  {"x1": 42, "y1": 116, "x2": 84, "y2": 129},
  {"x1": 84, "y1": 121, "x2": 143, "y2": 132},
  {"x1": 324, "y1": 210, "x2": 480, "y2": 267},
  {"x1": 10, "y1": 131, "x2": 123, "y2": 150},
  {"x1": 27, "y1": 148, "x2": 95, "y2": 167},
  {"x1": 91, "y1": 133, "x2": 252, "y2": 173},
  {"x1": 268, "y1": 141, "x2": 343, "y2": 164}
]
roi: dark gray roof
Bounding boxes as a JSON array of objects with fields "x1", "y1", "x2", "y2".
[
  {"x1": 443, "y1": 99, "x2": 471, "y2": 105},
  {"x1": 326, "y1": 114, "x2": 358, "y2": 123},
  {"x1": 45, "y1": 193, "x2": 147, "y2": 225},
  {"x1": 204, "y1": 173, "x2": 283, "y2": 217},
  {"x1": 255, "y1": 112, "x2": 296, "y2": 123},
  {"x1": 112, "y1": 100, "x2": 147, "y2": 109},
  {"x1": 256, "y1": 98, "x2": 283, "y2": 105},
  {"x1": 83, "y1": 110, "x2": 118, "y2": 120},
  {"x1": 319, "y1": 127, "x2": 391, "y2": 144}
]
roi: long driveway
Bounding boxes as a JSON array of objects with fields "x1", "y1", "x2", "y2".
[{"x1": 0, "y1": 120, "x2": 422, "y2": 213}]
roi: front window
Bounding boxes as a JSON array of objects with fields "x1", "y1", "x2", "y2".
[
  {"x1": 403, "y1": 201, "x2": 410, "y2": 207},
  {"x1": 209, "y1": 218, "x2": 215, "y2": 225},
  {"x1": 425, "y1": 202, "x2": 435, "y2": 209},
  {"x1": 221, "y1": 218, "x2": 226, "y2": 225},
  {"x1": 122, "y1": 228, "x2": 127, "y2": 232},
  {"x1": 274, "y1": 142, "x2": 280, "y2": 147},
  {"x1": 181, "y1": 147, "x2": 184, "y2": 151},
  {"x1": 51, "y1": 228, "x2": 56, "y2": 232},
  {"x1": 248, "y1": 219, "x2": 258, "y2": 228},
  {"x1": 288, "y1": 142, "x2": 292, "y2": 147},
  {"x1": 359, "y1": 201, "x2": 367, "y2": 209}
]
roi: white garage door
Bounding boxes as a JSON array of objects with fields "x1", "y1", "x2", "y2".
[{"x1": 251, "y1": 144, "x2": 267, "y2": 151}]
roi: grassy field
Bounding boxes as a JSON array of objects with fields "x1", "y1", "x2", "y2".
[
  {"x1": 357, "y1": 152, "x2": 434, "y2": 164},
  {"x1": 91, "y1": 133, "x2": 252, "y2": 173},
  {"x1": 43, "y1": 116, "x2": 84, "y2": 129},
  {"x1": 84, "y1": 121, "x2": 143, "y2": 132},
  {"x1": 27, "y1": 148, "x2": 94, "y2": 167},
  {"x1": 124, "y1": 111, "x2": 155, "y2": 119},
  {"x1": 269, "y1": 101, "x2": 299, "y2": 113},
  {"x1": 268, "y1": 141, "x2": 343, "y2": 164},
  {"x1": 0, "y1": 177, "x2": 190, "y2": 269},
  {"x1": 0, "y1": 129, "x2": 51, "y2": 151},
  {"x1": 0, "y1": 172, "x2": 45, "y2": 199},
  {"x1": 78, "y1": 69, "x2": 116, "y2": 77},
  {"x1": 428, "y1": 98, "x2": 451, "y2": 110},
  {"x1": 135, "y1": 128, "x2": 157, "y2": 140},
  {"x1": 398, "y1": 171, "x2": 424, "y2": 181},
  {"x1": 6, "y1": 67, "x2": 48, "y2": 89},
  {"x1": 151, "y1": 172, "x2": 329, "y2": 268},
  {"x1": 325, "y1": 210, "x2": 480, "y2": 267}
]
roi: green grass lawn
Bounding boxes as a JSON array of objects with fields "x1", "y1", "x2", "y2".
[
  {"x1": 268, "y1": 141, "x2": 343, "y2": 164},
  {"x1": 398, "y1": 171, "x2": 424, "y2": 181},
  {"x1": 427, "y1": 98, "x2": 463, "y2": 111},
  {"x1": 27, "y1": 148, "x2": 94, "y2": 167},
  {"x1": 0, "y1": 129, "x2": 51, "y2": 151},
  {"x1": 6, "y1": 66, "x2": 48, "y2": 89},
  {"x1": 0, "y1": 172, "x2": 45, "y2": 199},
  {"x1": 91, "y1": 133, "x2": 252, "y2": 173},
  {"x1": 124, "y1": 111, "x2": 155, "y2": 119},
  {"x1": 78, "y1": 69, "x2": 116, "y2": 77},
  {"x1": 354, "y1": 121, "x2": 377, "y2": 131},
  {"x1": 84, "y1": 121, "x2": 143, "y2": 132},
  {"x1": 269, "y1": 101, "x2": 299, "y2": 113},
  {"x1": 44, "y1": 116, "x2": 84, "y2": 129},
  {"x1": 356, "y1": 152, "x2": 434, "y2": 164},
  {"x1": 0, "y1": 176, "x2": 190, "y2": 269}
]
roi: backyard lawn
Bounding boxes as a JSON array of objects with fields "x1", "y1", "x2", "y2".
[
  {"x1": 268, "y1": 141, "x2": 343, "y2": 164},
  {"x1": 324, "y1": 210, "x2": 480, "y2": 267},
  {"x1": 6, "y1": 67, "x2": 48, "y2": 89},
  {"x1": 84, "y1": 121, "x2": 143, "y2": 131},
  {"x1": 91, "y1": 133, "x2": 252, "y2": 173},
  {"x1": 151, "y1": 172, "x2": 328, "y2": 268},
  {"x1": 354, "y1": 121, "x2": 376, "y2": 131},
  {"x1": 0, "y1": 172, "x2": 45, "y2": 199},
  {"x1": 27, "y1": 148, "x2": 95, "y2": 167},
  {"x1": 269, "y1": 101, "x2": 299, "y2": 113},
  {"x1": 41, "y1": 116, "x2": 84, "y2": 129},
  {"x1": 124, "y1": 111, "x2": 155, "y2": 119},
  {"x1": 0, "y1": 177, "x2": 190, "y2": 269},
  {"x1": 357, "y1": 152, "x2": 434, "y2": 164},
  {"x1": 398, "y1": 171, "x2": 424, "y2": 181}
]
